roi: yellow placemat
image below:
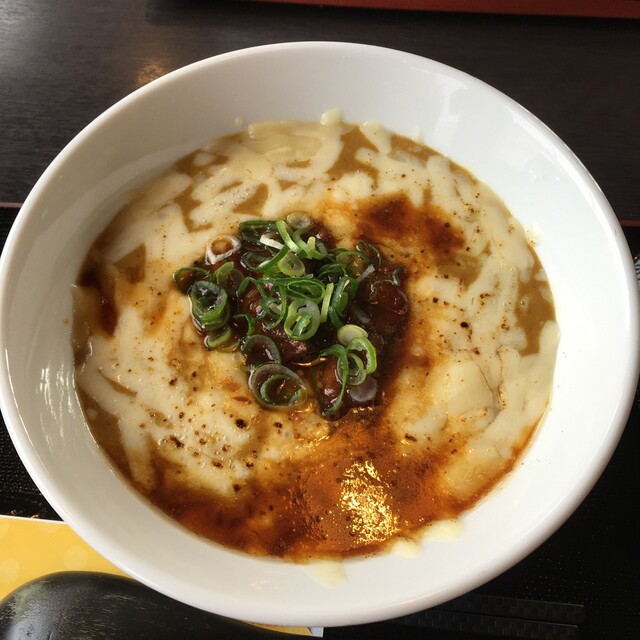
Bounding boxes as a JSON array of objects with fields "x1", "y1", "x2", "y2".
[
  {"x1": 0, "y1": 515, "x2": 127, "y2": 596},
  {"x1": 0, "y1": 515, "x2": 311, "y2": 636}
]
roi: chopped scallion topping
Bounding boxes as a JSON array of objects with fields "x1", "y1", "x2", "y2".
[
  {"x1": 337, "y1": 324, "x2": 368, "y2": 345},
  {"x1": 205, "y1": 235, "x2": 241, "y2": 265},
  {"x1": 174, "y1": 213, "x2": 406, "y2": 417},
  {"x1": 284, "y1": 299, "x2": 320, "y2": 341},
  {"x1": 249, "y1": 363, "x2": 308, "y2": 408},
  {"x1": 189, "y1": 281, "x2": 229, "y2": 333},
  {"x1": 241, "y1": 334, "x2": 282, "y2": 366}
]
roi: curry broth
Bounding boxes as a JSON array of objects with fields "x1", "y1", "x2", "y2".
[{"x1": 73, "y1": 118, "x2": 557, "y2": 561}]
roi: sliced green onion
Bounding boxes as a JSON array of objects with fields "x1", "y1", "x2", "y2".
[
  {"x1": 278, "y1": 251, "x2": 305, "y2": 277},
  {"x1": 315, "y1": 239, "x2": 329, "y2": 258},
  {"x1": 319, "y1": 282, "x2": 334, "y2": 322},
  {"x1": 257, "y1": 294, "x2": 281, "y2": 326},
  {"x1": 356, "y1": 240, "x2": 382, "y2": 269},
  {"x1": 320, "y1": 344, "x2": 348, "y2": 371},
  {"x1": 249, "y1": 363, "x2": 308, "y2": 408},
  {"x1": 174, "y1": 214, "x2": 394, "y2": 420},
  {"x1": 319, "y1": 344, "x2": 349, "y2": 417},
  {"x1": 259, "y1": 232, "x2": 285, "y2": 251},
  {"x1": 240, "y1": 250, "x2": 272, "y2": 272},
  {"x1": 284, "y1": 299, "x2": 320, "y2": 341},
  {"x1": 349, "y1": 301, "x2": 371, "y2": 326},
  {"x1": 346, "y1": 352, "x2": 367, "y2": 385},
  {"x1": 347, "y1": 376, "x2": 378, "y2": 404},
  {"x1": 337, "y1": 324, "x2": 368, "y2": 345},
  {"x1": 204, "y1": 326, "x2": 233, "y2": 350},
  {"x1": 189, "y1": 281, "x2": 229, "y2": 332},
  {"x1": 241, "y1": 334, "x2": 282, "y2": 366},
  {"x1": 356, "y1": 263, "x2": 376, "y2": 284},
  {"x1": 239, "y1": 219, "x2": 277, "y2": 241},
  {"x1": 331, "y1": 275, "x2": 353, "y2": 316},
  {"x1": 319, "y1": 336, "x2": 378, "y2": 415},
  {"x1": 335, "y1": 250, "x2": 368, "y2": 277},
  {"x1": 173, "y1": 266, "x2": 209, "y2": 294},
  {"x1": 286, "y1": 211, "x2": 312, "y2": 230},
  {"x1": 390, "y1": 265, "x2": 405, "y2": 286},
  {"x1": 215, "y1": 264, "x2": 244, "y2": 295},
  {"x1": 327, "y1": 306, "x2": 343, "y2": 330},
  {"x1": 284, "y1": 277, "x2": 325, "y2": 303},
  {"x1": 276, "y1": 219, "x2": 300, "y2": 253},
  {"x1": 317, "y1": 262, "x2": 347, "y2": 282},
  {"x1": 346, "y1": 336, "x2": 377, "y2": 375},
  {"x1": 302, "y1": 234, "x2": 324, "y2": 259},
  {"x1": 236, "y1": 276, "x2": 267, "y2": 300},
  {"x1": 255, "y1": 245, "x2": 289, "y2": 272},
  {"x1": 213, "y1": 261, "x2": 234, "y2": 283},
  {"x1": 234, "y1": 312, "x2": 256, "y2": 337},
  {"x1": 291, "y1": 229, "x2": 327, "y2": 260},
  {"x1": 260, "y1": 286, "x2": 287, "y2": 329},
  {"x1": 206, "y1": 235, "x2": 241, "y2": 266}
]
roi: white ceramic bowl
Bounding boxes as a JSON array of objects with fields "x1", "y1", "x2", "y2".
[{"x1": 1, "y1": 42, "x2": 638, "y2": 627}]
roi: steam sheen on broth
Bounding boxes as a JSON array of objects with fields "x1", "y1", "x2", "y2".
[{"x1": 72, "y1": 114, "x2": 558, "y2": 561}]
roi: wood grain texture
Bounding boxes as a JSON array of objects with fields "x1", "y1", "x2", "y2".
[
  {"x1": 239, "y1": 0, "x2": 640, "y2": 19},
  {"x1": 0, "y1": 1, "x2": 638, "y2": 219}
]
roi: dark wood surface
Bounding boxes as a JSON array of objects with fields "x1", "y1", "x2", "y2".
[
  {"x1": 1, "y1": 0, "x2": 639, "y2": 220},
  {"x1": 1, "y1": 2, "x2": 639, "y2": 638},
  {"x1": 244, "y1": 0, "x2": 640, "y2": 19}
]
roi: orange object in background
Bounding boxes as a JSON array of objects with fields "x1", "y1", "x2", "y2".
[{"x1": 0, "y1": 516, "x2": 126, "y2": 600}]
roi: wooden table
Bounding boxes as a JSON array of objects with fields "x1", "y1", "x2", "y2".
[{"x1": 1, "y1": 2, "x2": 638, "y2": 637}]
